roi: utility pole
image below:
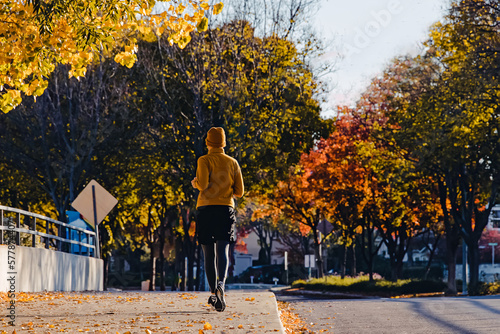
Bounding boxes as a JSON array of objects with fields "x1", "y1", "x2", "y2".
[
  {"x1": 462, "y1": 239, "x2": 468, "y2": 295},
  {"x1": 284, "y1": 251, "x2": 288, "y2": 285}
]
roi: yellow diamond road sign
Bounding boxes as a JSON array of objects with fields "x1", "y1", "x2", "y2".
[{"x1": 71, "y1": 179, "x2": 118, "y2": 229}]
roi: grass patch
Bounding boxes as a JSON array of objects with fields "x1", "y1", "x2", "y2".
[{"x1": 291, "y1": 275, "x2": 447, "y2": 297}]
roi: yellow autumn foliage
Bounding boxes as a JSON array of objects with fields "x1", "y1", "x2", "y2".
[{"x1": 0, "y1": 0, "x2": 224, "y2": 113}]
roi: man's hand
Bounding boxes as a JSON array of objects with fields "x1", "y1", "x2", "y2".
[{"x1": 191, "y1": 177, "x2": 197, "y2": 188}]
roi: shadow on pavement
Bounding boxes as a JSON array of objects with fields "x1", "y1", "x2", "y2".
[
  {"x1": 384, "y1": 296, "x2": 500, "y2": 333},
  {"x1": 16, "y1": 310, "x2": 212, "y2": 319},
  {"x1": 398, "y1": 299, "x2": 472, "y2": 333},
  {"x1": 465, "y1": 296, "x2": 500, "y2": 316}
]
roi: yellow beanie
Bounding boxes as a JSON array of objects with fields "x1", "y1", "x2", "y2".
[{"x1": 206, "y1": 127, "x2": 226, "y2": 148}]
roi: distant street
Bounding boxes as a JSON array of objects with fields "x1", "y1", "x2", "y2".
[{"x1": 276, "y1": 294, "x2": 500, "y2": 333}]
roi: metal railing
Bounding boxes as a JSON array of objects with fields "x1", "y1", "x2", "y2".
[{"x1": 0, "y1": 205, "x2": 96, "y2": 257}]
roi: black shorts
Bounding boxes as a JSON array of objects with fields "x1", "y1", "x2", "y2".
[{"x1": 196, "y1": 205, "x2": 236, "y2": 245}]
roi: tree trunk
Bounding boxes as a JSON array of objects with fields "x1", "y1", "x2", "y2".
[
  {"x1": 396, "y1": 259, "x2": 404, "y2": 280},
  {"x1": 158, "y1": 253, "x2": 165, "y2": 291},
  {"x1": 446, "y1": 237, "x2": 458, "y2": 294},
  {"x1": 159, "y1": 222, "x2": 166, "y2": 291},
  {"x1": 266, "y1": 232, "x2": 274, "y2": 265},
  {"x1": 384, "y1": 225, "x2": 411, "y2": 281},
  {"x1": 312, "y1": 228, "x2": 324, "y2": 278},
  {"x1": 445, "y1": 170, "x2": 498, "y2": 295},
  {"x1": 389, "y1": 256, "x2": 398, "y2": 282},
  {"x1": 350, "y1": 244, "x2": 357, "y2": 277},
  {"x1": 359, "y1": 221, "x2": 380, "y2": 282},
  {"x1": 468, "y1": 238, "x2": 480, "y2": 294},
  {"x1": 386, "y1": 239, "x2": 399, "y2": 281},
  {"x1": 103, "y1": 253, "x2": 109, "y2": 291},
  {"x1": 396, "y1": 234, "x2": 408, "y2": 280},
  {"x1": 173, "y1": 237, "x2": 183, "y2": 291},
  {"x1": 368, "y1": 259, "x2": 374, "y2": 282},
  {"x1": 149, "y1": 254, "x2": 156, "y2": 291},
  {"x1": 438, "y1": 177, "x2": 459, "y2": 294},
  {"x1": 181, "y1": 207, "x2": 196, "y2": 291},
  {"x1": 423, "y1": 235, "x2": 440, "y2": 280},
  {"x1": 197, "y1": 243, "x2": 203, "y2": 291},
  {"x1": 366, "y1": 229, "x2": 374, "y2": 282},
  {"x1": 340, "y1": 244, "x2": 347, "y2": 279}
]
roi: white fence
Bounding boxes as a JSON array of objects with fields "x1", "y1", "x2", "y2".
[
  {"x1": 0, "y1": 245, "x2": 103, "y2": 292},
  {"x1": 454, "y1": 264, "x2": 500, "y2": 283},
  {"x1": 0, "y1": 206, "x2": 103, "y2": 292}
]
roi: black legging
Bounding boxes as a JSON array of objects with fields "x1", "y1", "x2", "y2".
[{"x1": 202, "y1": 241, "x2": 230, "y2": 293}]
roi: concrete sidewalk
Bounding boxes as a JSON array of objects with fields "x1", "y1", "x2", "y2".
[{"x1": 4, "y1": 290, "x2": 284, "y2": 333}]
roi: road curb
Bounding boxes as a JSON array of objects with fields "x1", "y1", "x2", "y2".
[
  {"x1": 274, "y1": 287, "x2": 379, "y2": 299},
  {"x1": 270, "y1": 292, "x2": 286, "y2": 333}
]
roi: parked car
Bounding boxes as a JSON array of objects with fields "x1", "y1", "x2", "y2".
[{"x1": 236, "y1": 265, "x2": 285, "y2": 284}]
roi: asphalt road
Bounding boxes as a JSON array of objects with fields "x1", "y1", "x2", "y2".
[{"x1": 276, "y1": 294, "x2": 500, "y2": 334}]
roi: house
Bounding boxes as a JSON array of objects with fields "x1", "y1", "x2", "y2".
[
  {"x1": 378, "y1": 242, "x2": 434, "y2": 264},
  {"x1": 66, "y1": 210, "x2": 94, "y2": 256},
  {"x1": 239, "y1": 232, "x2": 284, "y2": 265},
  {"x1": 488, "y1": 204, "x2": 500, "y2": 230},
  {"x1": 233, "y1": 252, "x2": 253, "y2": 276},
  {"x1": 411, "y1": 247, "x2": 432, "y2": 263}
]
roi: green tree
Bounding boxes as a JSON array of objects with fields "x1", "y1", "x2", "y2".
[
  {"x1": 430, "y1": 0, "x2": 500, "y2": 293},
  {"x1": 131, "y1": 19, "x2": 330, "y2": 286},
  {"x1": 377, "y1": 0, "x2": 500, "y2": 291},
  {"x1": 361, "y1": 54, "x2": 462, "y2": 292},
  {"x1": 0, "y1": 162, "x2": 49, "y2": 211}
]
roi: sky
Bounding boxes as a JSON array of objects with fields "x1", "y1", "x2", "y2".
[{"x1": 313, "y1": 0, "x2": 449, "y2": 118}]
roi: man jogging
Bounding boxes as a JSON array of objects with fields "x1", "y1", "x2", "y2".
[{"x1": 191, "y1": 127, "x2": 244, "y2": 312}]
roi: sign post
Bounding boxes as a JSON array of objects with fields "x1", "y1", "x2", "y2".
[
  {"x1": 284, "y1": 251, "x2": 288, "y2": 285},
  {"x1": 489, "y1": 243, "x2": 498, "y2": 267},
  {"x1": 305, "y1": 254, "x2": 315, "y2": 279},
  {"x1": 92, "y1": 185, "x2": 99, "y2": 258},
  {"x1": 72, "y1": 180, "x2": 118, "y2": 259}
]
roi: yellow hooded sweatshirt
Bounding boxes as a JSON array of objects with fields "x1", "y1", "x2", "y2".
[{"x1": 194, "y1": 147, "x2": 244, "y2": 208}]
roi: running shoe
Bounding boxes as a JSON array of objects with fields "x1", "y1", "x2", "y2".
[
  {"x1": 208, "y1": 294, "x2": 216, "y2": 308},
  {"x1": 215, "y1": 281, "x2": 226, "y2": 312}
]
